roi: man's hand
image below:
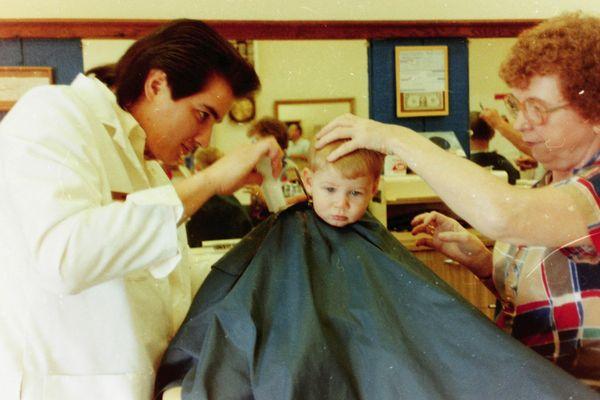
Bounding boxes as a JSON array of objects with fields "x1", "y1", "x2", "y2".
[{"x1": 205, "y1": 137, "x2": 283, "y2": 196}]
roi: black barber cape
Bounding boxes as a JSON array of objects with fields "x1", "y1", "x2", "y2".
[{"x1": 156, "y1": 203, "x2": 596, "y2": 399}]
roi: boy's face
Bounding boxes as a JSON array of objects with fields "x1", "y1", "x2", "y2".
[{"x1": 302, "y1": 165, "x2": 379, "y2": 227}]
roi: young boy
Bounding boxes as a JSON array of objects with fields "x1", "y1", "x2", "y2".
[{"x1": 301, "y1": 139, "x2": 384, "y2": 227}]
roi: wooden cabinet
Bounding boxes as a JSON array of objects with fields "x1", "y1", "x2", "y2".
[
  {"x1": 411, "y1": 249, "x2": 496, "y2": 319},
  {"x1": 392, "y1": 231, "x2": 497, "y2": 320}
]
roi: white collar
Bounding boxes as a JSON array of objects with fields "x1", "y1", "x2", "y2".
[
  {"x1": 71, "y1": 74, "x2": 142, "y2": 141},
  {"x1": 71, "y1": 73, "x2": 148, "y2": 175}
]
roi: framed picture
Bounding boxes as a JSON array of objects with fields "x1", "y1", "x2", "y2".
[
  {"x1": 274, "y1": 97, "x2": 355, "y2": 136},
  {"x1": 0, "y1": 66, "x2": 54, "y2": 111},
  {"x1": 395, "y1": 46, "x2": 449, "y2": 117}
]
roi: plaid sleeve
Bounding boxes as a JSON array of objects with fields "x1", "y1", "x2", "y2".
[
  {"x1": 560, "y1": 166, "x2": 600, "y2": 259},
  {"x1": 575, "y1": 174, "x2": 600, "y2": 252}
]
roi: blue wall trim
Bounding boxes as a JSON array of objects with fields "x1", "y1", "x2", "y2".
[
  {"x1": 0, "y1": 39, "x2": 83, "y2": 85},
  {"x1": 368, "y1": 38, "x2": 470, "y2": 153}
]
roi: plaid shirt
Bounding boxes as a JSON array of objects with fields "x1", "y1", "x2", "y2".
[{"x1": 492, "y1": 152, "x2": 600, "y2": 389}]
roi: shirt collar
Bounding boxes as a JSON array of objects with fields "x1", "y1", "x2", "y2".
[
  {"x1": 573, "y1": 149, "x2": 600, "y2": 174},
  {"x1": 71, "y1": 73, "x2": 142, "y2": 140},
  {"x1": 71, "y1": 73, "x2": 147, "y2": 164}
]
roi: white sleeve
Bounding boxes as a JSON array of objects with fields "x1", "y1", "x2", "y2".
[{"x1": 0, "y1": 87, "x2": 183, "y2": 294}]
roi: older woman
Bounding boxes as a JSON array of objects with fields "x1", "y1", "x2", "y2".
[{"x1": 316, "y1": 13, "x2": 600, "y2": 389}]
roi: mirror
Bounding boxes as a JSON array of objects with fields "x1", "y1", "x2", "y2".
[
  {"x1": 274, "y1": 97, "x2": 355, "y2": 138},
  {"x1": 81, "y1": 37, "x2": 522, "y2": 164}
]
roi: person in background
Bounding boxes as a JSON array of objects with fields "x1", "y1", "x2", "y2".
[
  {"x1": 193, "y1": 145, "x2": 223, "y2": 171},
  {"x1": 301, "y1": 139, "x2": 384, "y2": 227},
  {"x1": 248, "y1": 116, "x2": 289, "y2": 151},
  {"x1": 0, "y1": 19, "x2": 282, "y2": 400},
  {"x1": 316, "y1": 13, "x2": 600, "y2": 389},
  {"x1": 185, "y1": 147, "x2": 253, "y2": 247},
  {"x1": 247, "y1": 117, "x2": 306, "y2": 222},
  {"x1": 246, "y1": 117, "x2": 289, "y2": 222},
  {"x1": 285, "y1": 121, "x2": 310, "y2": 163},
  {"x1": 469, "y1": 111, "x2": 520, "y2": 184},
  {"x1": 480, "y1": 107, "x2": 540, "y2": 172}
]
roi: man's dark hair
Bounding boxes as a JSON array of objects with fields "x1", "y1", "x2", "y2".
[
  {"x1": 85, "y1": 63, "x2": 117, "y2": 87},
  {"x1": 469, "y1": 112, "x2": 495, "y2": 142},
  {"x1": 114, "y1": 19, "x2": 260, "y2": 109}
]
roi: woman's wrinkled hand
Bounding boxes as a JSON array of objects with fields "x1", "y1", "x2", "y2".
[
  {"x1": 315, "y1": 114, "x2": 403, "y2": 161},
  {"x1": 410, "y1": 211, "x2": 492, "y2": 278},
  {"x1": 515, "y1": 155, "x2": 538, "y2": 171}
]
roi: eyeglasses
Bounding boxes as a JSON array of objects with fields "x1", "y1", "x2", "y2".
[{"x1": 504, "y1": 94, "x2": 569, "y2": 126}]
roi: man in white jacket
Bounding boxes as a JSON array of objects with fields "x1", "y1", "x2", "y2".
[{"x1": 0, "y1": 20, "x2": 282, "y2": 400}]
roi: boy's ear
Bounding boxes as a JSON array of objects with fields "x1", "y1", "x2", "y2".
[
  {"x1": 371, "y1": 175, "x2": 381, "y2": 196},
  {"x1": 301, "y1": 167, "x2": 313, "y2": 195}
]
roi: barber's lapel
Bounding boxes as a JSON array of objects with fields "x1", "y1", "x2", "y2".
[
  {"x1": 105, "y1": 122, "x2": 149, "y2": 185},
  {"x1": 73, "y1": 75, "x2": 150, "y2": 189}
]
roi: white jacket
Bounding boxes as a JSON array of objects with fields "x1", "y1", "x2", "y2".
[{"x1": 0, "y1": 75, "x2": 192, "y2": 399}]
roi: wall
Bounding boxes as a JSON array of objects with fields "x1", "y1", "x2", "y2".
[
  {"x1": 81, "y1": 39, "x2": 133, "y2": 71},
  {"x1": 369, "y1": 38, "x2": 470, "y2": 153},
  {"x1": 468, "y1": 38, "x2": 516, "y2": 112},
  {"x1": 0, "y1": 39, "x2": 82, "y2": 84},
  {"x1": 217, "y1": 40, "x2": 368, "y2": 152},
  {"x1": 0, "y1": 39, "x2": 83, "y2": 118},
  {"x1": 468, "y1": 38, "x2": 524, "y2": 171},
  {"x1": 2, "y1": 0, "x2": 598, "y2": 20}
]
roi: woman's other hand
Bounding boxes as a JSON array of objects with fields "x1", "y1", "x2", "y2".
[
  {"x1": 411, "y1": 211, "x2": 492, "y2": 278},
  {"x1": 515, "y1": 155, "x2": 538, "y2": 171}
]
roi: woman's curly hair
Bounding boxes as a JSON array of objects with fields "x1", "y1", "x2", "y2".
[{"x1": 499, "y1": 12, "x2": 600, "y2": 123}]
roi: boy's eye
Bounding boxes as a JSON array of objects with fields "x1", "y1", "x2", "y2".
[
  {"x1": 324, "y1": 187, "x2": 335, "y2": 193},
  {"x1": 350, "y1": 190, "x2": 364, "y2": 197}
]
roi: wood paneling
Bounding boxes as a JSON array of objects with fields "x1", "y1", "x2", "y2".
[
  {"x1": 412, "y1": 250, "x2": 497, "y2": 320},
  {"x1": 393, "y1": 230, "x2": 497, "y2": 320},
  {"x1": 0, "y1": 19, "x2": 540, "y2": 40}
]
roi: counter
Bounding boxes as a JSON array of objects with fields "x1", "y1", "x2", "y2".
[{"x1": 369, "y1": 171, "x2": 509, "y2": 228}]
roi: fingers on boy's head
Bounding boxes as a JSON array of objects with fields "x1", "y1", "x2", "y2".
[{"x1": 309, "y1": 139, "x2": 384, "y2": 180}]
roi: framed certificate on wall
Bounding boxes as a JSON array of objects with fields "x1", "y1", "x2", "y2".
[
  {"x1": 0, "y1": 66, "x2": 54, "y2": 111},
  {"x1": 395, "y1": 46, "x2": 449, "y2": 118}
]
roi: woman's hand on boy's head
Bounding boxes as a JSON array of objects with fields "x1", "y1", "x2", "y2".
[{"x1": 315, "y1": 114, "x2": 404, "y2": 162}]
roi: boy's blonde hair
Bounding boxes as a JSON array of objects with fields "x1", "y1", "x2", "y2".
[{"x1": 309, "y1": 139, "x2": 384, "y2": 180}]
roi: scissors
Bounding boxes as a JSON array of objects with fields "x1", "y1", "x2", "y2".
[{"x1": 291, "y1": 166, "x2": 311, "y2": 204}]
